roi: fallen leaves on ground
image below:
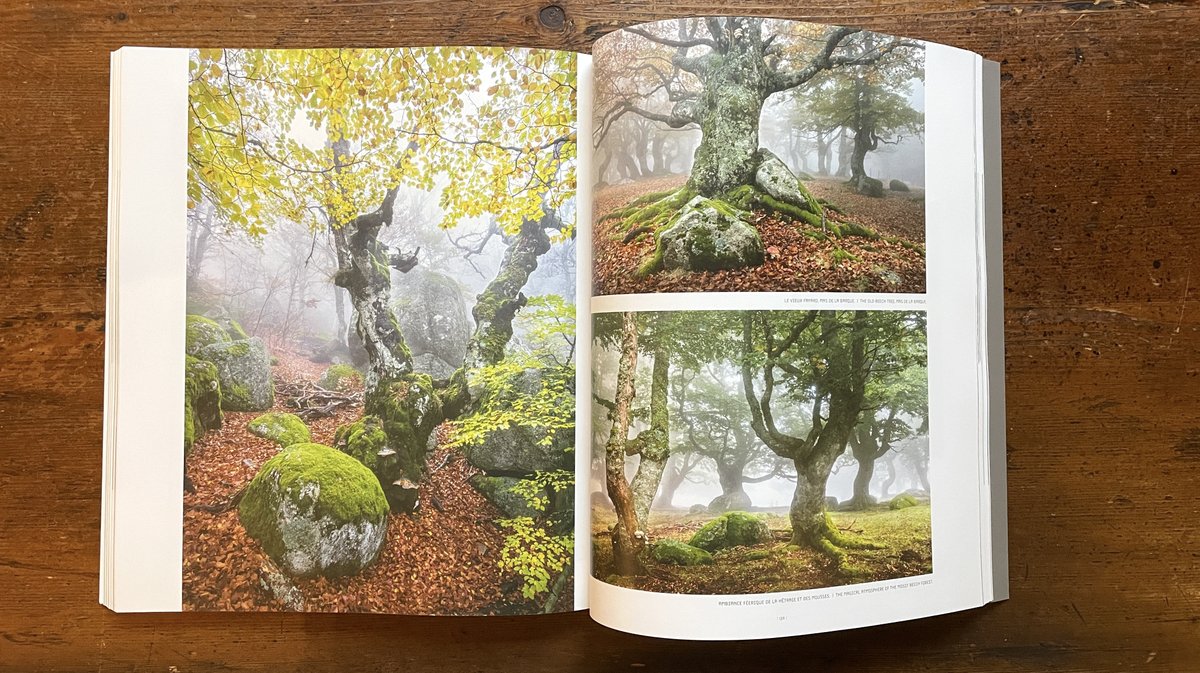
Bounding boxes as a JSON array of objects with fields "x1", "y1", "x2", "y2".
[
  {"x1": 592, "y1": 176, "x2": 926, "y2": 296},
  {"x1": 183, "y1": 349, "x2": 566, "y2": 615}
]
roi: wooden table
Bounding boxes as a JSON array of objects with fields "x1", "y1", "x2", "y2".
[{"x1": 1, "y1": 1, "x2": 1197, "y2": 670}]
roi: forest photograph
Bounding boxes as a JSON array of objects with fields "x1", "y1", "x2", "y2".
[
  {"x1": 591, "y1": 309, "x2": 930, "y2": 595},
  {"x1": 181, "y1": 47, "x2": 577, "y2": 615},
  {"x1": 591, "y1": 18, "x2": 927, "y2": 296}
]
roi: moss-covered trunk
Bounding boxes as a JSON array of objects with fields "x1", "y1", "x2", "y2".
[
  {"x1": 629, "y1": 346, "x2": 670, "y2": 525},
  {"x1": 788, "y1": 456, "x2": 837, "y2": 547},
  {"x1": 605, "y1": 312, "x2": 645, "y2": 575},
  {"x1": 687, "y1": 45, "x2": 767, "y2": 197}
]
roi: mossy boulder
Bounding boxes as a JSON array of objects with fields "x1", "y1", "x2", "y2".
[
  {"x1": 707, "y1": 490, "x2": 752, "y2": 514},
  {"x1": 392, "y1": 268, "x2": 471, "y2": 378},
  {"x1": 651, "y1": 539, "x2": 714, "y2": 566},
  {"x1": 461, "y1": 369, "x2": 574, "y2": 476},
  {"x1": 238, "y1": 443, "x2": 389, "y2": 579},
  {"x1": 853, "y1": 176, "x2": 885, "y2": 198},
  {"x1": 319, "y1": 364, "x2": 362, "y2": 391},
  {"x1": 753, "y1": 148, "x2": 823, "y2": 215},
  {"x1": 687, "y1": 511, "x2": 772, "y2": 552},
  {"x1": 468, "y1": 474, "x2": 542, "y2": 519},
  {"x1": 889, "y1": 493, "x2": 919, "y2": 510},
  {"x1": 186, "y1": 315, "x2": 231, "y2": 356},
  {"x1": 198, "y1": 337, "x2": 274, "y2": 411},
  {"x1": 184, "y1": 355, "x2": 222, "y2": 455},
  {"x1": 889, "y1": 179, "x2": 911, "y2": 192},
  {"x1": 247, "y1": 412, "x2": 310, "y2": 448},
  {"x1": 651, "y1": 195, "x2": 764, "y2": 274}
]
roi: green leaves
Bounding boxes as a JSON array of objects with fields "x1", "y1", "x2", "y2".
[{"x1": 188, "y1": 47, "x2": 577, "y2": 241}]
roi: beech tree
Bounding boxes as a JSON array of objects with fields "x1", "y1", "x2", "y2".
[
  {"x1": 800, "y1": 32, "x2": 924, "y2": 196},
  {"x1": 598, "y1": 18, "x2": 919, "y2": 235},
  {"x1": 676, "y1": 363, "x2": 792, "y2": 512},
  {"x1": 845, "y1": 354, "x2": 927, "y2": 509},
  {"x1": 189, "y1": 47, "x2": 576, "y2": 509},
  {"x1": 740, "y1": 310, "x2": 925, "y2": 553}
]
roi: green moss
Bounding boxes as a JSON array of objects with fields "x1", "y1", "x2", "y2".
[
  {"x1": 239, "y1": 443, "x2": 388, "y2": 541},
  {"x1": 651, "y1": 539, "x2": 713, "y2": 566},
  {"x1": 889, "y1": 494, "x2": 919, "y2": 510},
  {"x1": 247, "y1": 412, "x2": 311, "y2": 448},
  {"x1": 224, "y1": 319, "x2": 249, "y2": 340},
  {"x1": 319, "y1": 364, "x2": 363, "y2": 391},
  {"x1": 830, "y1": 248, "x2": 859, "y2": 267},
  {"x1": 183, "y1": 398, "x2": 197, "y2": 456},
  {"x1": 185, "y1": 315, "x2": 230, "y2": 355},
  {"x1": 183, "y1": 355, "x2": 221, "y2": 453},
  {"x1": 224, "y1": 382, "x2": 252, "y2": 410},
  {"x1": 334, "y1": 416, "x2": 389, "y2": 473},
  {"x1": 225, "y1": 340, "x2": 250, "y2": 357},
  {"x1": 599, "y1": 186, "x2": 696, "y2": 233},
  {"x1": 362, "y1": 373, "x2": 443, "y2": 508},
  {"x1": 688, "y1": 511, "x2": 772, "y2": 551}
]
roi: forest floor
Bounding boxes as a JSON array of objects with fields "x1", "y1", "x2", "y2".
[
  {"x1": 183, "y1": 348, "x2": 570, "y2": 614},
  {"x1": 590, "y1": 505, "x2": 932, "y2": 595},
  {"x1": 592, "y1": 175, "x2": 926, "y2": 296}
]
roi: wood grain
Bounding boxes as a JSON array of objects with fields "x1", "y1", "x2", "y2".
[{"x1": 2, "y1": 1, "x2": 1199, "y2": 670}]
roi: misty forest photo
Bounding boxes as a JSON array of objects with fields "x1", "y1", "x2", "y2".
[
  {"x1": 182, "y1": 47, "x2": 577, "y2": 615},
  {"x1": 592, "y1": 18, "x2": 926, "y2": 296},
  {"x1": 591, "y1": 310, "x2": 930, "y2": 595}
]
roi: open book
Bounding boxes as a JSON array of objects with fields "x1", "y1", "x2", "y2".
[{"x1": 102, "y1": 16, "x2": 1006, "y2": 640}]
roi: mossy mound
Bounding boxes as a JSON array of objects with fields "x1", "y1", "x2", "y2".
[
  {"x1": 186, "y1": 315, "x2": 231, "y2": 356},
  {"x1": 889, "y1": 494, "x2": 919, "y2": 510},
  {"x1": 889, "y1": 179, "x2": 911, "y2": 192},
  {"x1": 319, "y1": 364, "x2": 363, "y2": 391},
  {"x1": 687, "y1": 511, "x2": 772, "y2": 552},
  {"x1": 853, "y1": 176, "x2": 885, "y2": 198},
  {"x1": 648, "y1": 195, "x2": 765, "y2": 275},
  {"x1": 352, "y1": 372, "x2": 443, "y2": 513},
  {"x1": 238, "y1": 443, "x2": 389, "y2": 578},
  {"x1": 247, "y1": 412, "x2": 310, "y2": 448},
  {"x1": 184, "y1": 355, "x2": 222, "y2": 455},
  {"x1": 651, "y1": 539, "x2": 713, "y2": 566}
]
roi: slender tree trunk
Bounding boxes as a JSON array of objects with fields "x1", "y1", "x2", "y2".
[
  {"x1": 652, "y1": 454, "x2": 689, "y2": 510},
  {"x1": 333, "y1": 286, "x2": 348, "y2": 348},
  {"x1": 629, "y1": 347, "x2": 670, "y2": 525},
  {"x1": 605, "y1": 312, "x2": 644, "y2": 575},
  {"x1": 816, "y1": 130, "x2": 831, "y2": 176},
  {"x1": 835, "y1": 129, "x2": 852, "y2": 178},
  {"x1": 880, "y1": 455, "x2": 897, "y2": 499}
]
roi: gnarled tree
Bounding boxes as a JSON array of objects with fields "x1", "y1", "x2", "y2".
[
  {"x1": 740, "y1": 310, "x2": 925, "y2": 555},
  {"x1": 189, "y1": 47, "x2": 577, "y2": 510},
  {"x1": 596, "y1": 18, "x2": 920, "y2": 269}
]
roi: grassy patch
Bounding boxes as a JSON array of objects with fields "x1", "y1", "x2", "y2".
[{"x1": 591, "y1": 505, "x2": 932, "y2": 595}]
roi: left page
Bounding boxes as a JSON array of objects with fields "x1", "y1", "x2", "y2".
[{"x1": 102, "y1": 46, "x2": 585, "y2": 615}]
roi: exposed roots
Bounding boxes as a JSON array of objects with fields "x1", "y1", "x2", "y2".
[{"x1": 599, "y1": 186, "x2": 696, "y2": 233}]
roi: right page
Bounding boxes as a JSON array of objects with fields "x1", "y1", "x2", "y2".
[{"x1": 584, "y1": 17, "x2": 1005, "y2": 639}]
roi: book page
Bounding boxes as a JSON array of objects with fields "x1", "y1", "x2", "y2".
[
  {"x1": 584, "y1": 17, "x2": 1000, "y2": 639},
  {"x1": 104, "y1": 46, "x2": 587, "y2": 616}
]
